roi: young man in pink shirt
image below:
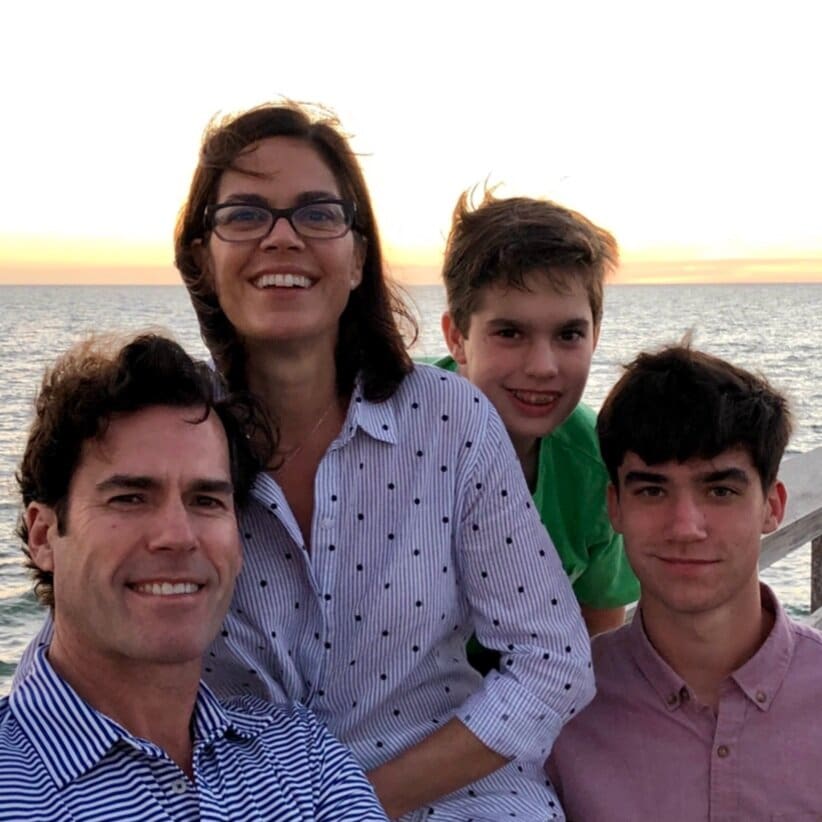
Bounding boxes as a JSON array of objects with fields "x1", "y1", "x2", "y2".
[{"x1": 547, "y1": 343, "x2": 822, "y2": 820}]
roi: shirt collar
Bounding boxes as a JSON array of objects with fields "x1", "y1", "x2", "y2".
[
  {"x1": 627, "y1": 608, "x2": 691, "y2": 711},
  {"x1": 629, "y1": 583, "x2": 796, "y2": 712},
  {"x1": 10, "y1": 648, "x2": 270, "y2": 789},
  {"x1": 342, "y1": 376, "x2": 397, "y2": 446},
  {"x1": 730, "y1": 583, "x2": 795, "y2": 711}
]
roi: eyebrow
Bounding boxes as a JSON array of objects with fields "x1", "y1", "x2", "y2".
[
  {"x1": 96, "y1": 475, "x2": 234, "y2": 495},
  {"x1": 623, "y1": 471, "x2": 669, "y2": 486},
  {"x1": 622, "y1": 467, "x2": 752, "y2": 486},
  {"x1": 696, "y1": 467, "x2": 751, "y2": 485},
  {"x1": 219, "y1": 190, "x2": 341, "y2": 206},
  {"x1": 484, "y1": 316, "x2": 591, "y2": 328}
]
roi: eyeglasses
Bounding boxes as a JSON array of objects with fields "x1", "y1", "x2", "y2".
[{"x1": 205, "y1": 199, "x2": 356, "y2": 242}]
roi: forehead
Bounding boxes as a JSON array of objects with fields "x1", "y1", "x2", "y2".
[
  {"x1": 472, "y1": 270, "x2": 594, "y2": 320},
  {"x1": 216, "y1": 136, "x2": 341, "y2": 200},
  {"x1": 618, "y1": 447, "x2": 758, "y2": 481},
  {"x1": 73, "y1": 405, "x2": 231, "y2": 487}
]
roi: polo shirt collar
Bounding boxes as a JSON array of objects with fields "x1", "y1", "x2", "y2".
[{"x1": 11, "y1": 648, "x2": 269, "y2": 789}]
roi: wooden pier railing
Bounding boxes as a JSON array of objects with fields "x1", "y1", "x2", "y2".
[{"x1": 761, "y1": 446, "x2": 822, "y2": 629}]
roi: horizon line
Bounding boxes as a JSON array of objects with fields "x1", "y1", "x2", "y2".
[{"x1": 2, "y1": 256, "x2": 822, "y2": 286}]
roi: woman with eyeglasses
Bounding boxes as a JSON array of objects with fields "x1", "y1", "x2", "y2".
[{"x1": 173, "y1": 101, "x2": 593, "y2": 820}]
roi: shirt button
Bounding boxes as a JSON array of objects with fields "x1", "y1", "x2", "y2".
[
  {"x1": 170, "y1": 779, "x2": 187, "y2": 794},
  {"x1": 755, "y1": 690, "x2": 767, "y2": 703},
  {"x1": 321, "y1": 518, "x2": 333, "y2": 529},
  {"x1": 716, "y1": 745, "x2": 730, "y2": 758},
  {"x1": 666, "y1": 692, "x2": 678, "y2": 706}
]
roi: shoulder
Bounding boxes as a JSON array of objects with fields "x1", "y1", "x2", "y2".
[
  {"x1": 391, "y1": 363, "x2": 495, "y2": 431},
  {"x1": 540, "y1": 404, "x2": 610, "y2": 496},
  {"x1": 0, "y1": 696, "x2": 13, "y2": 737},
  {"x1": 547, "y1": 403, "x2": 602, "y2": 462},
  {"x1": 788, "y1": 617, "x2": 822, "y2": 654},
  {"x1": 590, "y1": 621, "x2": 633, "y2": 669},
  {"x1": 0, "y1": 698, "x2": 48, "y2": 801}
]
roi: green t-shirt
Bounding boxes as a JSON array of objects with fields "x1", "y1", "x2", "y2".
[{"x1": 431, "y1": 355, "x2": 638, "y2": 609}]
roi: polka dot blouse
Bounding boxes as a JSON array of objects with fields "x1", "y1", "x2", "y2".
[{"x1": 205, "y1": 364, "x2": 594, "y2": 819}]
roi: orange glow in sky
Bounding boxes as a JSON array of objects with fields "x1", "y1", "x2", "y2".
[{"x1": 1, "y1": 1, "x2": 820, "y2": 285}]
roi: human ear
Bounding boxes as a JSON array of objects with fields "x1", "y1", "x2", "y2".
[
  {"x1": 761, "y1": 480, "x2": 787, "y2": 534},
  {"x1": 350, "y1": 235, "x2": 366, "y2": 289},
  {"x1": 606, "y1": 483, "x2": 623, "y2": 533},
  {"x1": 441, "y1": 312, "x2": 468, "y2": 365},
  {"x1": 25, "y1": 502, "x2": 59, "y2": 573}
]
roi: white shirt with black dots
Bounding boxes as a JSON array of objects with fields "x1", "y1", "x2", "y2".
[{"x1": 207, "y1": 364, "x2": 594, "y2": 821}]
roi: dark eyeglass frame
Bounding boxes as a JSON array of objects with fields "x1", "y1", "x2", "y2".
[{"x1": 204, "y1": 199, "x2": 357, "y2": 242}]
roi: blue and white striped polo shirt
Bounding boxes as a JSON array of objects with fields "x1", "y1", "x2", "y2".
[{"x1": 1, "y1": 648, "x2": 387, "y2": 821}]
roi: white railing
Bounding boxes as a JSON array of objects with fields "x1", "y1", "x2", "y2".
[{"x1": 761, "y1": 446, "x2": 822, "y2": 629}]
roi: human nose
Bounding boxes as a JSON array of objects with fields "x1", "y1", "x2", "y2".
[
  {"x1": 148, "y1": 498, "x2": 197, "y2": 552},
  {"x1": 259, "y1": 213, "x2": 306, "y2": 250},
  {"x1": 523, "y1": 340, "x2": 559, "y2": 378},
  {"x1": 665, "y1": 493, "x2": 708, "y2": 542}
]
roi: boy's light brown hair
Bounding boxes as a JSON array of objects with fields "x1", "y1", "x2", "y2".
[{"x1": 442, "y1": 188, "x2": 619, "y2": 334}]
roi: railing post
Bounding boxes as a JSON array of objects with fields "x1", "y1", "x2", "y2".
[{"x1": 812, "y1": 536, "x2": 822, "y2": 614}]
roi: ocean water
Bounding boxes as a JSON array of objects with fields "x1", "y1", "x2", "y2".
[{"x1": 1, "y1": 282, "x2": 821, "y2": 695}]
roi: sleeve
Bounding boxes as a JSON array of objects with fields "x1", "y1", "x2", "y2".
[
  {"x1": 11, "y1": 614, "x2": 53, "y2": 689},
  {"x1": 302, "y1": 708, "x2": 389, "y2": 821},
  {"x1": 572, "y1": 529, "x2": 640, "y2": 609},
  {"x1": 454, "y1": 405, "x2": 595, "y2": 762}
]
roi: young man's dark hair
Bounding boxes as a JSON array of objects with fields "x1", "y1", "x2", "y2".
[
  {"x1": 597, "y1": 343, "x2": 792, "y2": 492},
  {"x1": 16, "y1": 332, "x2": 273, "y2": 606}
]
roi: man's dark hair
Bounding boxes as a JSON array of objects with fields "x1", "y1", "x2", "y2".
[
  {"x1": 597, "y1": 343, "x2": 792, "y2": 492},
  {"x1": 17, "y1": 332, "x2": 274, "y2": 606}
]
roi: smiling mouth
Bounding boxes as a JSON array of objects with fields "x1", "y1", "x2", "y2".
[
  {"x1": 657, "y1": 558, "x2": 719, "y2": 567},
  {"x1": 253, "y1": 273, "x2": 312, "y2": 289},
  {"x1": 129, "y1": 581, "x2": 203, "y2": 596},
  {"x1": 507, "y1": 389, "x2": 561, "y2": 406}
]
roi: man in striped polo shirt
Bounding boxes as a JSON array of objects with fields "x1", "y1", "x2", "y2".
[{"x1": 1, "y1": 333, "x2": 387, "y2": 820}]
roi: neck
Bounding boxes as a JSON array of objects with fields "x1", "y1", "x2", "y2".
[
  {"x1": 640, "y1": 581, "x2": 772, "y2": 710},
  {"x1": 509, "y1": 433, "x2": 541, "y2": 491},
  {"x1": 244, "y1": 338, "x2": 341, "y2": 449},
  {"x1": 47, "y1": 631, "x2": 200, "y2": 778}
]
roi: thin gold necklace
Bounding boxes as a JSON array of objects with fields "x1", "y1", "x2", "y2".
[{"x1": 273, "y1": 398, "x2": 337, "y2": 470}]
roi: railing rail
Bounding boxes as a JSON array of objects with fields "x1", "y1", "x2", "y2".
[{"x1": 761, "y1": 446, "x2": 822, "y2": 629}]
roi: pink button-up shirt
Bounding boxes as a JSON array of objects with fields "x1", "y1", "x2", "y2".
[{"x1": 547, "y1": 585, "x2": 822, "y2": 821}]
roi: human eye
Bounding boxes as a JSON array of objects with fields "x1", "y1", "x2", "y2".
[
  {"x1": 635, "y1": 485, "x2": 665, "y2": 499},
  {"x1": 107, "y1": 493, "x2": 145, "y2": 506},
  {"x1": 492, "y1": 326, "x2": 521, "y2": 341},
  {"x1": 216, "y1": 205, "x2": 269, "y2": 229},
  {"x1": 558, "y1": 325, "x2": 586, "y2": 344},
  {"x1": 192, "y1": 493, "x2": 233, "y2": 513},
  {"x1": 708, "y1": 486, "x2": 738, "y2": 500},
  {"x1": 194, "y1": 495, "x2": 222, "y2": 508},
  {"x1": 295, "y1": 201, "x2": 346, "y2": 230}
]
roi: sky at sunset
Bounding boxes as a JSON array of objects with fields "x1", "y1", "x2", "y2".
[{"x1": 1, "y1": 0, "x2": 821, "y2": 285}]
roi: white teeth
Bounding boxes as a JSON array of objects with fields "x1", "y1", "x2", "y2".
[
  {"x1": 511, "y1": 390, "x2": 559, "y2": 406},
  {"x1": 254, "y1": 273, "x2": 311, "y2": 289},
  {"x1": 132, "y1": 582, "x2": 200, "y2": 596}
]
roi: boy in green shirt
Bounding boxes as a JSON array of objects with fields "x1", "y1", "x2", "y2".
[{"x1": 438, "y1": 189, "x2": 638, "y2": 643}]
